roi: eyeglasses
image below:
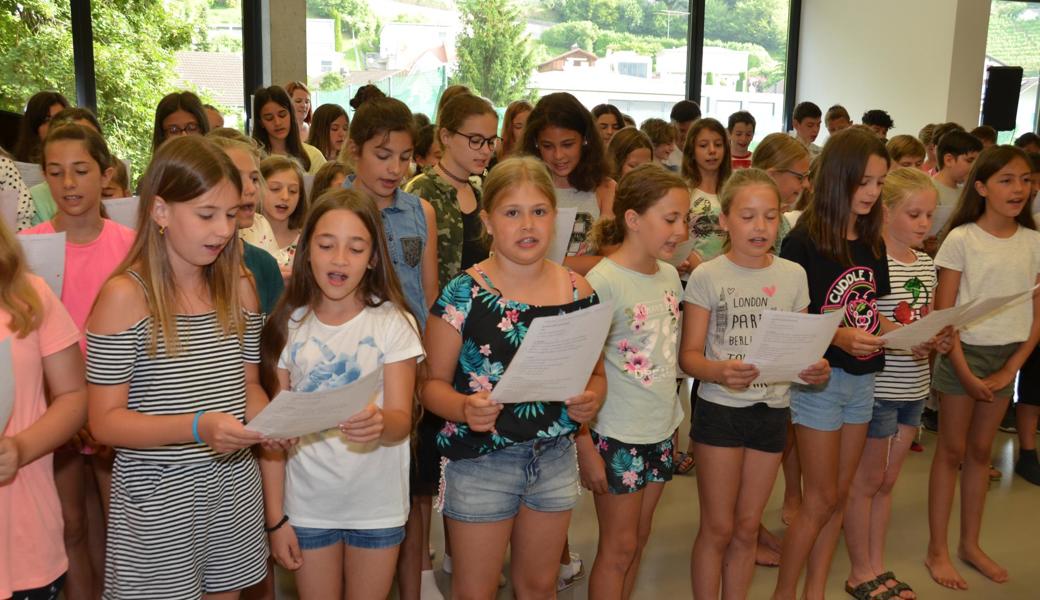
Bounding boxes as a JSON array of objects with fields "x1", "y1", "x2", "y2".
[
  {"x1": 450, "y1": 129, "x2": 501, "y2": 151},
  {"x1": 164, "y1": 122, "x2": 201, "y2": 136},
  {"x1": 780, "y1": 168, "x2": 810, "y2": 183}
]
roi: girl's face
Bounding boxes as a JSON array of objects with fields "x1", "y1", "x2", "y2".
[
  {"x1": 884, "y1": 187, "x2": 937, "y2": 249},
  {"x1": 162, "y1": 109, "x2": 202, "y2": 139},
  {"x1": 329, "y1": 115, "x2": 348, "y2": 155},
  {"x1": 693, "y1": 129, "x2": 725, "y2": 174},
  {"x1": 511, "y1": 110, "x2": 530, "y2": 140},
  {"x1": 309, "y1": 208, "x2": 373, "y2": 304},
  {"x1": 263, "y1": 168, "x2": 300, "y2": 226},
  {"x1": 155, "y1": 179, "x2": 240, "y2": 269},
  {"x1": 351, "y1": 130, "x2": 414, "y2": 202},
  {"x1": 654, "y1": 142, "x2": 675, "y2": 163},
  {"x1": 895, "y1": 154, "x2": 925, "y2": 171},
  {"x1": 481, "y1": 182, "x2": 555, "y2": 264},
  {"x1": 627, "y1": 187, "x2": 689, "y2": 261},
  {"x1": 620, "y1": 147, "x2": 652, "y2": 178},
  {"x1": 291, "y1": 89, "x2": 311, "y2": 123},
  {"x1": 596, "y1": 114, "x2": 622, "y2": 144},
  {"x1": 225, "y1": 147, "x2": 262, "y2": 229},
  {"x1": 260, "y1": 101, "x2": 292, "y2": 142},
  {"x1": 44, "y1": 139, "x2": 112, "y2": 219},
  {"x1": 850, "y1": 154, "x2": 888, "y2": 216},
  {"x1": 415, "y1": 145, "x2": 443, "y2": 169},
  {"x1": 976, "y1": 157, "x2": 1032, "y2": 220},
  {"x1": 37, "y1": 102, "x2": 66, "y2": 140},
  {"x1": 329, "y1": 172, "x2": 347, "y2": 190},
  {"x1": 443, "y1": 113, "x2": 498, "y2": 175},
  {"x1": 769, "y1": 156, "x2": 811, "y2": 211},
  {"x1": 720, "y1": 184, "x2": 781, "y2": 260},
  {"x1": 729, "y1": 123, "x2": 754, "y2": 152},
  {"x1": 536, "y1": 125, "x2": 583, "y2": 182}
]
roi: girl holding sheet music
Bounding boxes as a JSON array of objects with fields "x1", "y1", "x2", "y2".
[
  {"x1": 19, "y1": 122, "x2": 135, "y2": 600},
  {"x1": 577, "y1": 163, "x2": 688, "y2": 598},
  {"x1": 925, "y1": 145, "x2": 1040, "y2": 591},
  {"x1": 681, "y1": 168, "x2": 829, "y2": 600},
  {"x1": 257, "y1": 189, "x2": 423, "y2": 600},
  {"x1": 422, "y1": 156, "x2": 605, "y2": 599}
]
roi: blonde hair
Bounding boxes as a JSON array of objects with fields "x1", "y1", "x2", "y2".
[
  {"x1": 207, "y1": 129, "x2": 266, "y2": 164},
  {"x1": 0, "y1": 218, "x2": 43, "y2": 337},
  {"x1": 720, "y1": 167, "x2": 781, "y2": 215},
  {"x1": 751, "y1": 132, "x2": 809, "y2": 172},
  {"x1": 591, "y1": 163, "x2": 687, "y2": 248},
  {"x1": 886, "y1": 135, "x2": 926, "y2": 163},
  {"x1": 481, "y1": 157, "x2": 555, "y2": 245},
  {"x1": 117, "y1": 136, "x2": 246, "y2": 356},
  {"x1": 881, "y1": 166, "x2": 937, "y2": 209}
]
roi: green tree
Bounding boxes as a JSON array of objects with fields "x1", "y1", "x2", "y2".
[
  {"x1": 704, "y1": 0, "x2": 784, "y2": 55},
  {"x1": 308, "y1": 0, "x2": 378, "y2": 49},
  {"x1": 1, "y1": 0, "x2": 198, "y2": 178},
  {"x1": 541, "y1": 21, "x2": 600, "y2": 53},
  {"x1": 452, "y1": 0, "x2": 535, "y2": 106}
]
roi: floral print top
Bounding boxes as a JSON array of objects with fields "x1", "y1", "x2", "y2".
[{"x1": 429, "y1": 266, "x2": 599, "y2": 460}]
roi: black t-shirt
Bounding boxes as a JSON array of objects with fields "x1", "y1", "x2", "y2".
[{"x1": 780, "y1": 226, "x2": 890, "y2": 375}]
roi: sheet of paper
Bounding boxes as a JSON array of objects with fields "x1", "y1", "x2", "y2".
[
  {"x1": 0, "y1": 188, "x2": 17, "y2": 230},
  {"x1": 928, "y1": 204, "x2": 955, "y2": 237},
  {"x1": 303, "y1": 174, "x2": 315, "y2": 200},
  {"x1": 665, "y1": 237, "x2": 697, "y2": 268},
  {"x1": 489, "y1": 301, "x2": 613, "y2": 403},
  {"x1": 0, "y1": 338, "x2": 14, "y2": 433},
  {"x1": 102, "y1": 196, "x2": 140, "y2": 229},
  {"x1": 548, "y1": 207, "x2": 578, "y2": 264},
  {"x1": 880, "y1": 305, "x2": 962, "y2": 351},
  {"x1": 18, "y1": 232, "x2": 66, "y2": 298},
  {"x1": 957, "y1": 285, "x2": 1038, "y2": 330},
  {"x1": 13, "y1": 161, "x2": 43, "y2": 188},
  {"x1": 744, "y1": 310, "x2": 844, "y2": 385},
  {"x1": 246, "y1": 369, "x2": 381, "y2": 438}
]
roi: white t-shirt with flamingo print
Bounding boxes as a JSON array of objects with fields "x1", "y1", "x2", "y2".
[{"x1": 586, "y1": 257, "x2": 685, "y2": 444}]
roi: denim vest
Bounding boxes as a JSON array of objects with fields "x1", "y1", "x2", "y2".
[{"x1": 344, "y1": 176, "x2": 428, "y2": 329}]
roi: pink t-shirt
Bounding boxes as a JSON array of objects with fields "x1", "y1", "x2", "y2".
[
  {"x1": 0, "y1": 275, "x2": 81, "y2": 596},
  {"x1": 20, "y1": 219, "x2": 135, "y2": 352}
]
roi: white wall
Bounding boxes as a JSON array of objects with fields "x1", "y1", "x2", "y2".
[{"x1": 797, "y1": 0, "x2": 990, "y2": 142}]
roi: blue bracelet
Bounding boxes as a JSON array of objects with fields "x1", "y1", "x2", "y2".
[{"x1": 192, "y1": 410, "x2": 206, "y2": 444}]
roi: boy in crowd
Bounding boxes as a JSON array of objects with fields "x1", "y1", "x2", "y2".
[
  {"x1": 641, "y1": 118, "x2": 679, "y2": 171},
  {"x1": 1015, "y1": 131, "x2": 1040, "y2": 153},
  {"x1": 933, "y1": 130, "x2": 982, "y2": 206},
  {"x1": 791, "y1": 101, "x2": 822, "y2": 158},
  {"x1": 825, "y1": 104, "x2": 853, "y2": 135},
  {"x1": 665, "y1": 99, "x2": 702, "y2": 169},
  {"x1": 970, "y1": 125, "x2": 998, "y2": 148},
  {"x1": 886, "y1": 135, "x2": 927, "y2": 170},
  {"x1": 861, "y1": 109, "x2": 894, "y2": 140},
  {"x1": 728, "y1": 110, "x2": 756, "y2": 169}
]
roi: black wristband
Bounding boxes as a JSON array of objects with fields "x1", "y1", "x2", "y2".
[{"x1": 265, "y1": 514, "x2": 289, "y2": 533}]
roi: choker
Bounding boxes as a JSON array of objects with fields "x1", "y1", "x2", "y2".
[{"x1": 437, "y1": 162, "x2": 471, "y2": 185}]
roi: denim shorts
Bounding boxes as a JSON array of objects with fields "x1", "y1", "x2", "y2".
[
  {"x1": 790, "y1": 368, "x2": 875, "y2": 431},
  {"x1": 442, "y1": 435, "x2": 578, "y2": 523},
  {"x1": 590, "y1": 431, "x2": 673, "y2": 494},
  {"x1": 867, "y1": 399, "x2": 925, "y2": 438},
  {"x1": 291, "y1": 525, "x2": 406, "y2": 550},
  {"x1": 692, "y1": 398, "x2": 789, "y2": 453}
]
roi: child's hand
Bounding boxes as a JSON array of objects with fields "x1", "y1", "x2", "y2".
[
  {"x1": 910, "y1": 339, "x2": 935, "y2": 359},
  {"x1": 260, "y1": 437, "x2": 299, "y2": 452},
  {"x1": 798, "y1": 359, "x2": 831, "y2": 386},
  {"x1": 716, "y1": 360, "x2": 759, "y2": 390},
  {"x1": 962, "y1": 373, "x2": 994, "y2": 402},
  {"x1": 981, "y1": 368, "x2": 1016, "y2": 397},
  {"x1": 565, "y1": 390, "x2": 602, "y2": 424},
  {"x1": 463, "y1": 391, "x2": 502, "y2": 432},
  {"x1": 269, "y1": 524, "x2": 303, "y2": 571},
  {"x1": 931, "y1": 326, "x2": 954, "y2": 354},
  {"x1": 577, "y1": 439, "x2": 608, "y2": 494},
  {"x1": 0, "y1": 437, "x2": 19, "y2": 484},
  {"x1": 833, "y1": 328, "x2": 885, "y2": 357},
  {"x1": 198, "y1": 412, "x2": 265, "y2": 453},
  {"x1": 339, "y1": 404, "x2": 384, "y2": 443}
]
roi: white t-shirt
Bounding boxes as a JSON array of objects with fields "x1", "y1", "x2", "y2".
[
  {"x1": 934, "y1": 179, "x2": 961, "y2": 207},
  {"x1": 935, "y1": 223, "x2": 1040, "y2": 346},
  {"x1": 875, "y1": 250, "x2": 936, "y2": 401},
  {"x1": 278, "y1": 302, "x2": 424, "y2": 529},
  {"x1": 684, "y1": 254, "x2": 810, "y2": 408},
  {"x1": 586, "y1": 258, "x2": 684, "y2": 444}
]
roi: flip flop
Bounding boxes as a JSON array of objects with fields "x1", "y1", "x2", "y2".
[{"x1": 675, "y1": 451, "x2": 695, "y2": 475}]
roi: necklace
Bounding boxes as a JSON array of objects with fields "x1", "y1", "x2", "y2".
[{"x1": 437, "y1": 162, "x2": 471, "y2": 185}]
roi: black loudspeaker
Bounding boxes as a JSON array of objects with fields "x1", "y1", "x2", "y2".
[{"x1": 981, "y1": 66, "x2": 1023, "y2": 131}]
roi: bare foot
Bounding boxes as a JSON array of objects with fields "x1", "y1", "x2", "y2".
[
  {"x1": 958, "y1": 546, "x2": 1009, "y2": 583},
  {"x1": 755, "y1": 543, "x2": 780, "y2": 567},
  {"x1": 925, "y1": 555, "x2": 968, "y2": 590}
]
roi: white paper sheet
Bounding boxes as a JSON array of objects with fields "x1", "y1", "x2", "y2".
[
  {"x1": 101, "y1": 196, "x2": 140, "y2": 229},
  {"x1": 665, "y1": 237, "x2": 697, "y2": 268},
  {"x1": 928, "y1": 204, "x2": 955, "y2": 237},
  {"x1": 489, "y1": 301, "x2": 613, "y2": 403},
  {"x1": 744, "y1": 310, "x2": 844, "y2": 385},
  {"x1": 13, "y1": 161, "x2": 43, "y2": 188},
  {"x1": 957, "y1": 285, "x2": 1038, "y2": 329},
  {"x1": 0, "y1": 188, "x2": 17, "y2": 230},
  {"x1": 18, "y1": 232, "x2": 66, "y2": 298},
  {"x1": 0, "y1": 338, "x2": 14, "y2": 433},
  {"x1": 548, "y1": 207, "x2": 578, "y2": 264},
  {"x1": 245, "y1": 368, "x2": 381, "y2": 438}
]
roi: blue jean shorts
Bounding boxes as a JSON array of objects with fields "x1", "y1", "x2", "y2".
[
  {"x1": 867, "y1": 399, "x2": 925, "y2": 438},
  {"x1": 291, "y1": 525, "x2": 406, "y2": 550},
  {"x1": 790, "y1": 368, "x2": 875, "y2": 431},
  {"x1": 442, "y1": 435, "x2": 578, "y2": 523}
]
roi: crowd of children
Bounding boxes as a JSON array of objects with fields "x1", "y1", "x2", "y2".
[{"x1": 1, "y1": 82, "x2": 1039, "y2": 600}]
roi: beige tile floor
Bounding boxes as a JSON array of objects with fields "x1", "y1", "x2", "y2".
[{"x1": 277, "y1": 414, "x2": 1040, "y2": 599}]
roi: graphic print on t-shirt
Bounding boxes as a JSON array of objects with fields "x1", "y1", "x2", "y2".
[
  {"x1": 710, "y1": 285, "x2": 775, "y2": 390},
  {"x1": 569, "y1": 212, "x2": 594, "y2": 256},
  {"x1": 822, "y1": 266, "x2": 881, "y2": 359},
  {"x1": 891, "y1": 276, "x2": 931, "y2": 324}
]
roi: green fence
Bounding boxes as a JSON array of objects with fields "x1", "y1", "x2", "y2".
[{"x1": 313, "y1": 66, "x2": 448, "y2": 120}]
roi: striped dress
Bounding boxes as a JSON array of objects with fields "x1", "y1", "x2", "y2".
[{"x1": 86, "y1": 274, "x2": 268, "y2": 599}]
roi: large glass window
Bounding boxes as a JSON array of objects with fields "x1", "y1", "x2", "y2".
[{"x1": 983, "y1": 1, "x2": 1040, "y2": 141}]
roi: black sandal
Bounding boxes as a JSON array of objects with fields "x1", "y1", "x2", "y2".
[
  {"x1": 876, "y1": 571, "x2": 915, "y2": 599},
  {"x1": 844, "y1": 577, "x2": 896, "y2": 600}
]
